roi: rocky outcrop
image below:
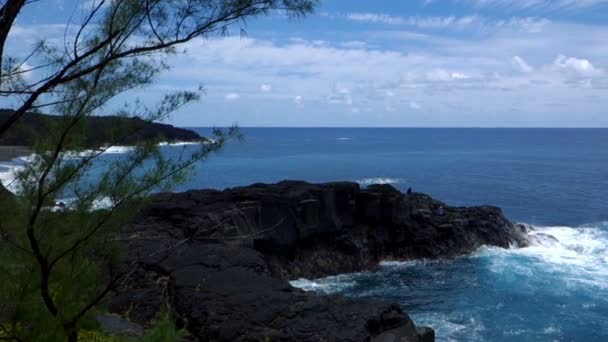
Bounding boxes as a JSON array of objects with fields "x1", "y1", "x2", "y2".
[
  {"x1": 112, "y1": 181, "x2": 529, "y2": 341},
  {"x1": 0, "y1": 109, "x2": 203, "y2": 147}
]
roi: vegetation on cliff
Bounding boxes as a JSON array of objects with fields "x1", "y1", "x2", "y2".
[
  {"x1": 0, "y1": 0, "x2": 317, "y2": 341},
  {"x1": 0, "y1": 109, "x2": 203, "y2": 148}
]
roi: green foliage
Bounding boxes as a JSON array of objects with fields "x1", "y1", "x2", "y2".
[
  {"x1": 140, "y1": 314, "x2": 186, "y2": 342},
  {"x1": 0, "y1": 1, "x2": 316, "y2": 341}
]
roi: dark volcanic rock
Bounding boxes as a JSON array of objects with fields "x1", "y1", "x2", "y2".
[
  {"x1": 113, "y1": 181, "x2": 530, "y2": 341},
  {"x1": 133, "y1": 180, "x2": 529, "y2": 279},
  {"x1": 0, "y1": 109, "x2": 203, "y2": 147}
]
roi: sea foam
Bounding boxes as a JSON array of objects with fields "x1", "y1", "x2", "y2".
[
  {"x1": 290, "y1": 275, "x2": 358, "y2": 293},
  {"x1": 356, "y1": 177, "x2": 403, "y2": 185},
  {"x1": 0, "y1": 154, "x2": 34, "y2": 193}
]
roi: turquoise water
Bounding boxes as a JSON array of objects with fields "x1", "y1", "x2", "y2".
[{"x1": 2, "y1": 128, "x2": 607, "y2": 341}]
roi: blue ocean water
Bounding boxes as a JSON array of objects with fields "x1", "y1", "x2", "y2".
[
  {"x1": 189, "y1": 128, "x2": 608, "y2": 341},
  {"x1": 2, "y1": 128, "x2": 607, "y2": 341}
]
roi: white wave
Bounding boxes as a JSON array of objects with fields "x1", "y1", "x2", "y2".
[
  {"x1": 290, "y1": 275, "x2": 358, "y2": 293},
  {"x1": 336, "y1": 137, "x2": 352, "y2": 141},
  {"x1": 543, "y1": 326, "x2": 561, "y2": 335},
  {"x1": 356, "y1": 177, "x2": 403, "y2": 185},
  {"x1": 479, "y1": 222, "x2": 608, "y2": 290},
  {"x1": 0, "y1": 155, "x2": 34, "y2": 193},
  {"x1": 63, "y1": 145, "x2": 136, "y2": 159},
  {"x1": 0, "y1": 167, "x2": 20, "y2": 193},
  {"x1": 0, "y1": 140, "x2": 201, "y2": 193},
  {"x1": 523, "y1": 225, "x2": 607, "y2": 267},
  {"x1": 413, "y1": 313, "x2": 485, "y2": 342},
  {"x1": 380, "y1": 260, "x2": 420, "y2": 267},
  {"x1": 51, "y1": 196, "x2": 115, "y2": 212},
  {"x1": 65, "y1": 141, "x2": 201, "y2": 159},
  {"x1": 157, "y1": 141, "x2": 201, "y2": 146},
  {"x1": 378, "y1": 259, "x2": 451, "y2": 268}
]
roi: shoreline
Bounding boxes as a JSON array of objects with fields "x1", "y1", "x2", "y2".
[
  {"x1": 0, "y1": 145, "x2": 32, "y2": 163},
  {"x1": 0, "y1": 142, "x2": 203, "y2": 193},
  {"x1": 0, "y1": 146, "x2": 32, "y2": 193}
]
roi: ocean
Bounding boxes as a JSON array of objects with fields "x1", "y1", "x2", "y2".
[{"x1": 2, "y1": 127, "x2": 607, "y2": 341}]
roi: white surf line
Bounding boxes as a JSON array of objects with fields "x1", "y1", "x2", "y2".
[{"x1": 356, "y1": 177, "x2": 404, "y2": 185}]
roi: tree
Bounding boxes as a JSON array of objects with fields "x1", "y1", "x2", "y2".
[{"x1": 0, "y1": 1, "x2": 317, "y2": 341}]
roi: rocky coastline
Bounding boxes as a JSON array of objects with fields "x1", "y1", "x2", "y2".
[
  {"x1": 0, "y1": 109, "x2": 204, "y2": 148},
  {"x1": 110, "y1": 181, "x2": 530, "y2": 341}
]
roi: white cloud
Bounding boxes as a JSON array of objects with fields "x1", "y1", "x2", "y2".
[
  {"x1": 426, "y1": 69, "x2": 470, "y2": 81},
  {"x1": 552, "y1": 55, "x2": 600, "y2": 75},
  {"x1": 340, "y1": 40, "x2": 368, "y2": 49},
  {"x1": 494, "y1": 17, "x2": 549, "y2": 33},
  {"x1": 155, "y1": 18, "x2": 608, "y2": 126},
  {"x1": 326, "y1": 87, "x2": 352, "y2": 105},
  {"x1": 260, "y1": 84, "x2": 272, "y2": 92},
  {"x1": 17, "y1": 62, "x2": 35, "y2": 81},
  {"x1": 512, "y1": 56, "x2": 534, "y2": 72},
  {"x1": 347, "y1": 13, "x2": 404, "y2": 25},
  {"x1": 465, "y1": 0, "x2": 608, "y2": 10},
  {"x1": 343, "y1": 12, "x2": 549, "y2": 33},
  {"x1": 346, "y1": 13, "x2": 481, "y2": 29},
  {"x1": 451, "y1": 72, "x2": 469, "y2": 79},
  {"x1": 7, "y1": 3, "x2": 608, "y2": 127},
  {"x1": 224, "y1": 93, "x2": 240, "y2": 101}
]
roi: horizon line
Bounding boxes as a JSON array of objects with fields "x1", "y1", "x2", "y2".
[{"x1": 181, "y1": 126, "x2": 608, "y2": 129}]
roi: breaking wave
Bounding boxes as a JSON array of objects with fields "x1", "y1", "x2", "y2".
[
  {"x1": 356, "y1": 177, "x2": 403, "y2": 186},
  {"x1": 290, "y1": 222, "x2": 608, "y2": 341},
  {"x1": 0, "y1": 155, "x2": 34, "y2": 193}
]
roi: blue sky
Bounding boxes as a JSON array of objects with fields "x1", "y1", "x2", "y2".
[{"x1": 6, "y1": 0, "x2": 608, "y2": 127}]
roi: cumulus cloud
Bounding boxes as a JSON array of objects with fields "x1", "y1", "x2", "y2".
[
  {"x1": 224, "y1": 93, "x2": 240, "y2": 101},
  {"x1": 7, "y1": 1, "x2": 608, "y2": 127},
  {"x1": 152, "y1": 17, "x2": 608, "y2": 126},
  {"x1": 552, "y1": 55, "x2": 600, "y2": 75}
]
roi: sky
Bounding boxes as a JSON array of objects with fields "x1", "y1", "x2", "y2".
[{"x1": 5, "y1": 0, "x2": 608, "y2": 127}]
